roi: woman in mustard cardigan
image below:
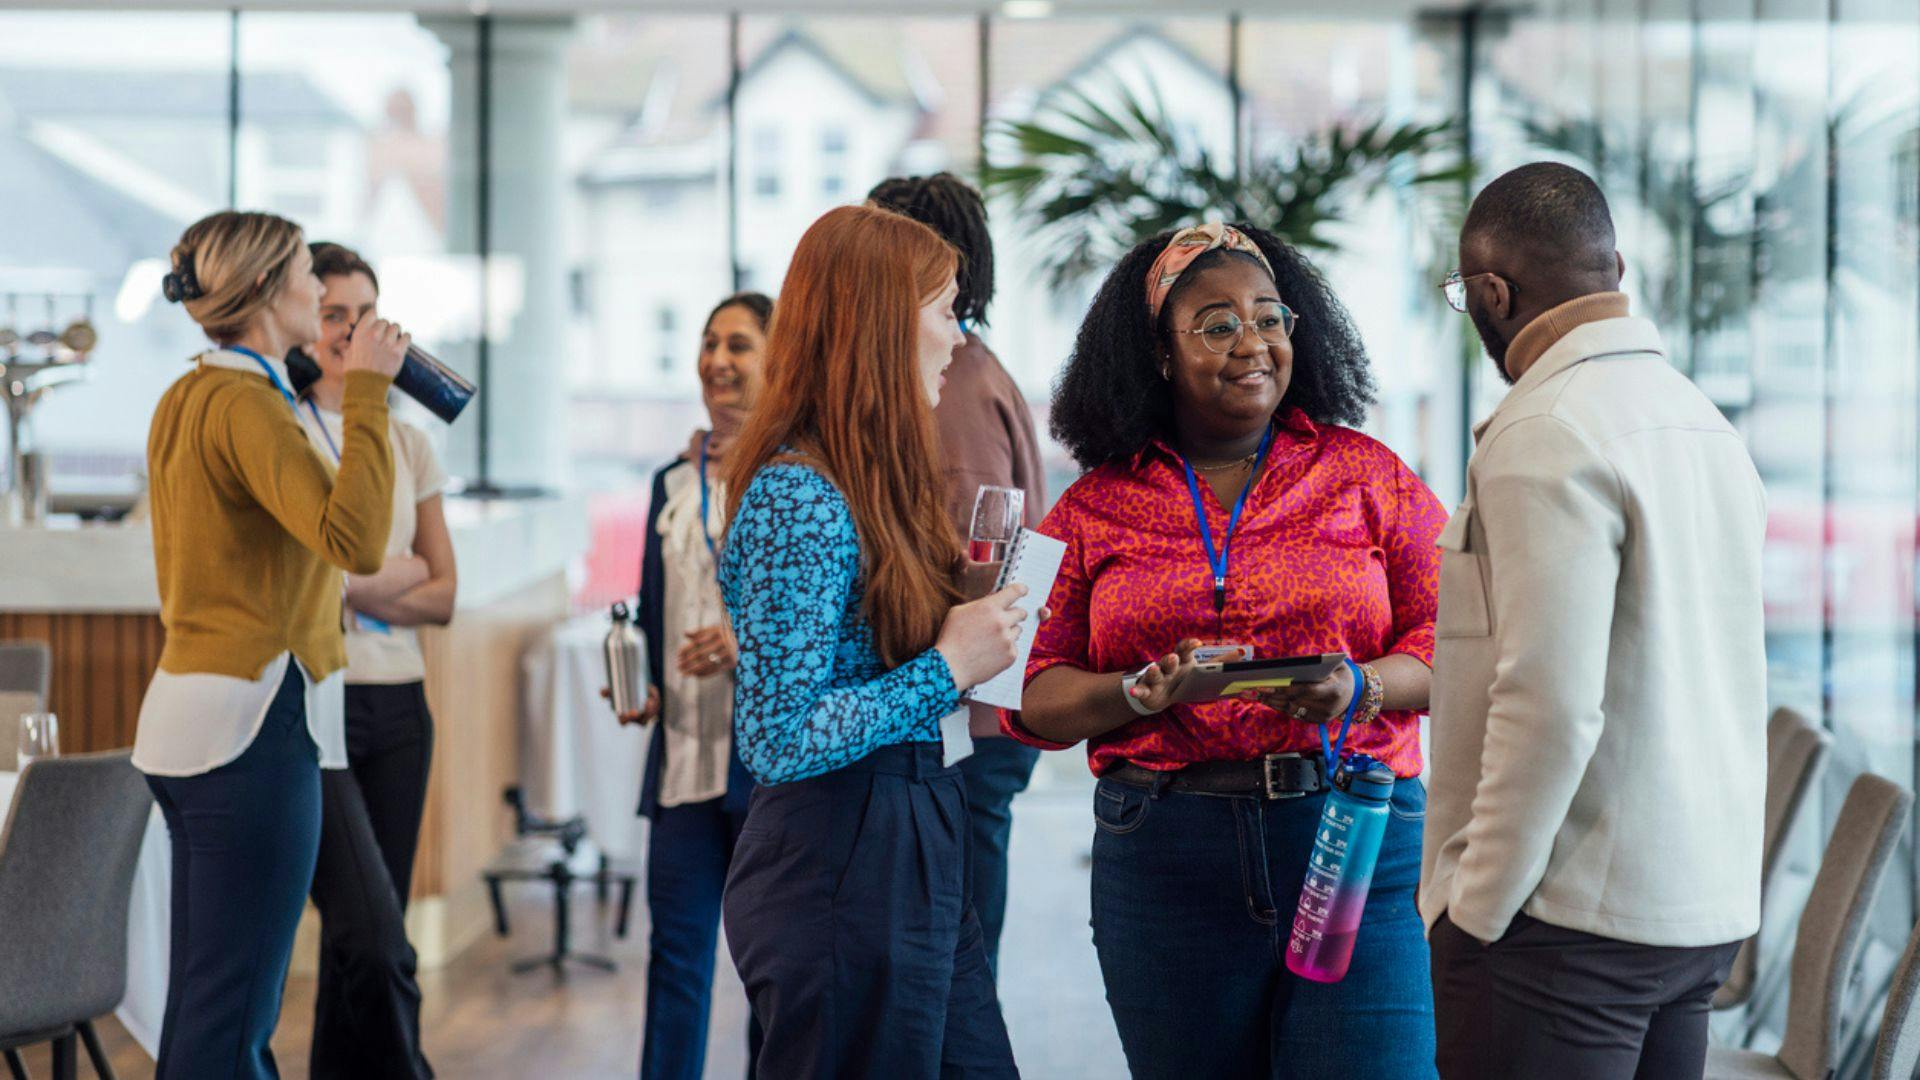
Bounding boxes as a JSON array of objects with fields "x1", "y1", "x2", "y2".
[{"x1": 135, "y1": 211, "x2": 408, "y2": 1080}]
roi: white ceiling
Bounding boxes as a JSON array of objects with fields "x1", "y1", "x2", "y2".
[{"x1": 0, "y1": 0, "x2": 1487, "y2": 21}]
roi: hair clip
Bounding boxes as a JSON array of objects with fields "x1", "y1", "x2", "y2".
[{"x1": 161, "y1": 255, "x2": 203, "y2": 304}]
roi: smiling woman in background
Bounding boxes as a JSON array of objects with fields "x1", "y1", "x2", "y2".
[
  {"x1": 137, "y1": 211, "x2": 406, "y2": 1080},
  {"x1": 621, "y1": 290, "x2": 772, "y2": 1080},
  {"x1": 294, "y1": 241, "x2": 454, "y2": 1080}
]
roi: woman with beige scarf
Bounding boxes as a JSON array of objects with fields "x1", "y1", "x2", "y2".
[{"x1": 622, "y1": 291, "x2": 771, "y2": 1080}]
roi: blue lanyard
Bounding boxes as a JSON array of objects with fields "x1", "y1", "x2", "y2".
[
  {"x1": 1320, "y1": 658, "x2": 1367, "y2": 775},
  {"x1": 304, "y1": 399, "x2": 341, "y2": 462},
  {"x1": 696, "y1": 433, "x2": 719, "y2": 562},
  {"x1": 1178, "y1": 424, "x2": 1275, "y2": 613},
  {"x1": 227, "y1": 345, "x2": 298, "y2": 412}
]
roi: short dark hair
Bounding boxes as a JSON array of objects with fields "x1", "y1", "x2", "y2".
[
  {"x1": 866, "y1": 173, "x2": 994, "y2": 326},
  {"x1": 1050, "y1": 224, "x2": 1376, "y2": 470},
  {"x1": 308, "y1": 241, "x2": 379, "y2": 293},
  {"x1": 1463, "y1": 162, "x2": 1616, "y2": 272},
  {"x1": 705, "y1": 290, "x2": 773, "y2": 333}
]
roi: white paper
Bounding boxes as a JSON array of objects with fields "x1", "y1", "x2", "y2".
[
  {"x1": 964, "y1": 529, "x2": 1068, "y2": 711},
  {"x1": 939, "y1": 708, "x2": 975, "y2": 767}
]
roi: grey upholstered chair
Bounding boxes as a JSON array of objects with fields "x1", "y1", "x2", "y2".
[
  {"x1": 0, "y1": 751, "x2": 152, "y2": 1080},
  {"x1": 1865, "y1": 915, "x2": 1920, "y2": 1079},
  {"x1": 1716, "y1": 707, "x2": 1832, "y2": 1012},
  {"x1": 1705, "y1": 771, "x2": 1913, "y2": 1080}
]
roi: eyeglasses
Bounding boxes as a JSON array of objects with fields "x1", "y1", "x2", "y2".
[
  {"x1": 1440, "y1": 269, "x2": 1510, "y2": 313},
  {"x1": 1175, "y1": 303, "x2": 1299, "y2": 354}
]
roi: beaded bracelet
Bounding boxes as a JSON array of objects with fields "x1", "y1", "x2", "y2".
[{"x1": 1356, "y1": 662, "x2": 1386, "y2": 724}]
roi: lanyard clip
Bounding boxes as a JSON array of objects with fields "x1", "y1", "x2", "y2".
[{"x1": 1212, "y1": 577, "x2": 1226, "y2": 613}]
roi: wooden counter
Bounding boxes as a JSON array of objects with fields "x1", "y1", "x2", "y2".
[{"x1": 0, "y1": 494, "x2": 589, "y2": 967}]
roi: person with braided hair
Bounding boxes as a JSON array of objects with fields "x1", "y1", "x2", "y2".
[{"x1": 867, "y1": 173, "x2": 1046, "y2": 979}]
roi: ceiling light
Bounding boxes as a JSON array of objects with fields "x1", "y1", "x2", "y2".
[{"x1": 1001, "y1": 1, "x2": 1055, "y2": 18}]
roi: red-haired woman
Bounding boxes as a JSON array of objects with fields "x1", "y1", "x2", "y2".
[{"x1": 719, "y1": 205, "x2": 1027, "y2": 1078}]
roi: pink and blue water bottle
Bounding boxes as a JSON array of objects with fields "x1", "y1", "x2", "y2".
[{"x1": 1286, "y1": 659, "x2": 1395, "y2": 984}]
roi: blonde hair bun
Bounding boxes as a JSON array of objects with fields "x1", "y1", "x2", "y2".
[{"x1": 167, "y1": 211, "x2": 304, "y2": 343}]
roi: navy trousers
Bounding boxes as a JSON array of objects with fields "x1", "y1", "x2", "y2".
[
  {"x1": 1090, "y1": 774, "x2": 1436, "y2": 1080},
  {"x1": 641, "y1": 793, "x2": 762, "y2": 1080},
  {"x1": 723, "y1": 743, "x2": 1018, "y2": 1079},
  {"x1": 146, "y1": 662, "x2": 322, "y2": 1080},
  {"x1": 956, "y1": 737, "x2": 1040, "y2": 978}
]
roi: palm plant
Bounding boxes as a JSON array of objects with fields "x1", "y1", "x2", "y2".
[{"x1": 981, "y1": 80, "x2": 1472, "y2": 292}]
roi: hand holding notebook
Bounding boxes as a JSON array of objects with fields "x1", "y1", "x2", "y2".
[{"x1": 962, "y1": 527, "x2": 1067, "y2": 711}]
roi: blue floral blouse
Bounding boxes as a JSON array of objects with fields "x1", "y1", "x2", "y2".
[{"x1": 720, "y1": 462, "x2": 960, "y2": 785}]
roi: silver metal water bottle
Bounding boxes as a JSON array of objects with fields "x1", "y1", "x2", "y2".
[{"x1": 604, "y1": 601, "x2": 648, "y2": 719}]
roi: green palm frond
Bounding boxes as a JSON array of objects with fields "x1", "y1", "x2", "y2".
[{"x1": 982, "y1": 78, "x2": 1468, "y2": 292}]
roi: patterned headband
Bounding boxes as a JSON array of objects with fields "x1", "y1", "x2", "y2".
[{"x1": 1143, "y1": 223, "x2": 1275, "y2": 322}]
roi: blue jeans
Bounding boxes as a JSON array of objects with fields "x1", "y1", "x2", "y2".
[
  {"x1": 957, "y1": 736, "x2": 1040, "y2": 978},
  {"x1": 1090, "y1": 773, "x2": 1436, "y2": 1080},
  {"x1": 146, "y1": 662, "x2": 321, "y2": 1080},
  {"x1": 642, "y1": 794, "x2": 761, "y2": 1080}
]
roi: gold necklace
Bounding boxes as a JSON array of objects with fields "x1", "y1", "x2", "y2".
[{"x1": 1190, "y1": 453, "x2": 1256, "y2": 473}]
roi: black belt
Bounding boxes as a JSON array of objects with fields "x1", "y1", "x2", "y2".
[{"x1": 1107, "y1": 753, "x2": 1328, "y2": 801}]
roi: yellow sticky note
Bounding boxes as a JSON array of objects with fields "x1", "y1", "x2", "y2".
[{"x1": 1221, "y1": 677, "x2": 1297, "y2": 695}]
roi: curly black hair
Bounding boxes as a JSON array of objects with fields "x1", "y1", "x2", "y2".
[
  {"x1": 866, "y1": 173, "x2": 994, "y2": 326},
  {"x1": 1050, "y1": 224, "x2": 1376, "y2": 470}
]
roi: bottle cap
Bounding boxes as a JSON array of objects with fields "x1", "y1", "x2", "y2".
[
  {"x1": 1334, "y1": 754, "x2": 1395, "y2": 802},
  {"x1": 610, "y1": 601, "x2": 631, "y2": 623}
]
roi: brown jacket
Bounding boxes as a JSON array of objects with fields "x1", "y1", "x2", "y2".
[
  {"x1": 935, "y1": 332, "x2": 1045, "y2": 538},
  {"x1": 935, "y1": 332, "x2": 1046, "y2": 737}
]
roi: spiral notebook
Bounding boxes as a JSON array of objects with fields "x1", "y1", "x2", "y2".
[{"x1": 963, "y1": 528, "x2": 1068, "y2": 711}]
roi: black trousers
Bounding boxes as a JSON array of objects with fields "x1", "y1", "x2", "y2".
[
  {"x1": 309, "y1": 681, "x2": 436, "y2": 1080},
  {"x1": 1431, "y1": 912, "x2": 1741, "y2": 1080}
]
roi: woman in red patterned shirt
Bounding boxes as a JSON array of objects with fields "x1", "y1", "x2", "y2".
[{"x1": 1011, "y1": 223, "x2": 1447, "y2": 1079}]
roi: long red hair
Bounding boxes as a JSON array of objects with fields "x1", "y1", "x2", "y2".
[{"x1": 724, "y1": 206, "x2": 962, "y2": 666}]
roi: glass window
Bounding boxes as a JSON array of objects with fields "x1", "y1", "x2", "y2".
[
  {"x1": 1239, "y1": 18, "x2": 1466, "y2": 501},
  {"x1": 734, "y1": 16, "x2": 981, "y2": 295},
  {"x1": 1826, "y1": 0, "x2": 1920, "y2": 1025},
  {"x1": 985, "y1": 17, "x2": 1230, "y2": 504},
  {"x1": 752, "y1": 127, "x2": 782, "y2": 199},
  {"x1": 0, "y1": 12, "x2": 233, "y2": 497},
  {"x1": 551, "y1": 14, "x2": 734, "y2": 610},
  {"x1": 236, "y1": 12, "x2": 461, "y2": 476},
  {"x1": 820, "y1": 125, "x2": 849, "y2": 198}
]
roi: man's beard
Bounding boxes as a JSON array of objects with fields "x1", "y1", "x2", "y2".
[{"x1": 1469, "y1": 305, "x2": 1515, "y2": 386}]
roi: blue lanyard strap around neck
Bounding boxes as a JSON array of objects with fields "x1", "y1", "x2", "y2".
[
  {"x1": 696, "y1": 433, "x2": 719, "y2": 561},
  {"x1": 226, "y1": 345, "x2": 298, "y2": 411},
  {"x1": 1179, "y1": 424, "x2": 1276, "y2": 613},
  {"x1": 1319, "y1": 658, "x2": 1367, "y2": 777},
  {"x1": 304, "y1": 399, "x2": 341, "y2": 462}
]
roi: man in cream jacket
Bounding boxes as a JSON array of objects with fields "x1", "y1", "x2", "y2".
[{"x1": 1424, "y1": 163, "x2": 1767, "y2": 1078}]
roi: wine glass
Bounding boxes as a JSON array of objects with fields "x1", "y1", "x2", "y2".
[
  {"x1": 17, "y1": 713, "x2": 58, "y2": 769},
  {"x1": 968, "y1": 486, "x2": 1025, "y2": 568}
]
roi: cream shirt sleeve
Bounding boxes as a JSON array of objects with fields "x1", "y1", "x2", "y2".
[{"x1": 1447, "y1": 414, "x2": 1627, "y2": 943}]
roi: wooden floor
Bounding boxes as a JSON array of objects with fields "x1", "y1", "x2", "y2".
[{"x1": 14, "y1": 768, "x2": 1127, "y2": 1079}]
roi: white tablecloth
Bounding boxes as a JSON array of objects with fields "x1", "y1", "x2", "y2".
[
  {"x1": 521, "y1": 613, "x2": 653, "y2": 860},
  {"x1": 0, "y1": 769, "x2": 167, "y2": 1058}
]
